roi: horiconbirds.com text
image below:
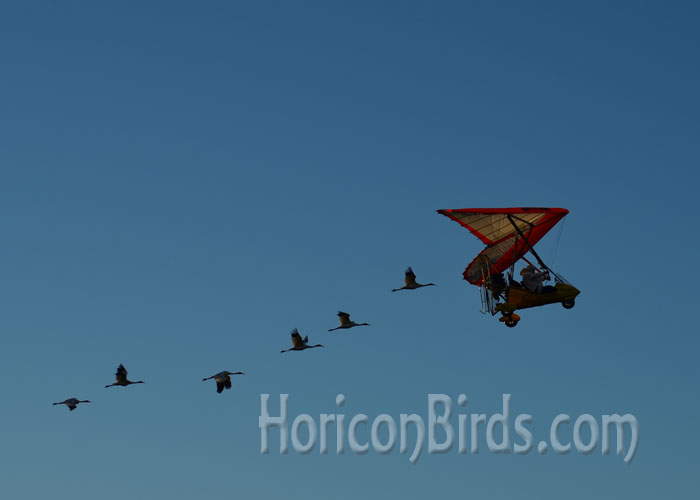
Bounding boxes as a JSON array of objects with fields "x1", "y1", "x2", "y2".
[{"x1": 259, "y1": 394, "x2": 639, "y2": 464}]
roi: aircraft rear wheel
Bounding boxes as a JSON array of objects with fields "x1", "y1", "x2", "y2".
[
  {"x1": 562, "y1": 299, "x2": 575, "y2": 309},
  {"x1": 504, "y1": 318, "x2": 518, "y2": 328}
]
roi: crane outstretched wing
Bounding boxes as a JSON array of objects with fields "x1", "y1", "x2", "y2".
[
  {"x1": 404, "y1": 267, "x2": 417, "y2": 286},
  {"x1": 115, "y1": 364, "x2": 128, "y2": 384},
  {"x1": 290, "y1": 329, "x2": 303, "y2": 347}
]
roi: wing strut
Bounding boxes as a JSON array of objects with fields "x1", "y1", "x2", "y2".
[{"x1": 506, "y1": 215, "x2": 549, "y2": 271}]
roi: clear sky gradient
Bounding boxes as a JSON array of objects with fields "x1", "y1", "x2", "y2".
[{"x1": 1, "y1": 1, "x2": 698, "y2": 499}]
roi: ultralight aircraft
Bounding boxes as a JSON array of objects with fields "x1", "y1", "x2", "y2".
[{"x1": 437, "y1": 207, "x2": 580, "y2": 327}]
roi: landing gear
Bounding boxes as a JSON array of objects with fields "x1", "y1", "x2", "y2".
[
  {"x1": 499, "y1": 312, "x2": 521, "y2": 328},
  {"x1": 562, "y1": 299, "x2": 575, "y2": 309}
]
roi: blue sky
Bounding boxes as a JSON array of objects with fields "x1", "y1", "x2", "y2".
[{"x1": 1, "y1": 1, "x2": 698, "y2": 498}]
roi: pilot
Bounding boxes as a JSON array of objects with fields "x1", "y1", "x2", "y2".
[{"x1": 520, "y1": 264, "x2": 549, "y2": 293}]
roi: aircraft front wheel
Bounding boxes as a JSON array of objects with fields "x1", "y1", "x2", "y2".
[{"x1": 562, "y1": 299, "x2": 575, "y2": 309}]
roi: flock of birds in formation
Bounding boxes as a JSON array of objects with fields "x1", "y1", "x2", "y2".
[{"x1": 53, "y1": 267, "x2": 436, "y2": 411}]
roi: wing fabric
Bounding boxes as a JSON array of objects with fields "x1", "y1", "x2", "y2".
[{"x1": 437, "y1": 207, "x2": 568, "y2": 285}]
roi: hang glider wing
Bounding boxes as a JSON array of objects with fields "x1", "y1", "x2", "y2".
[{"x1": 437, "y1": 207, "x2": 568, "y2": 285}]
